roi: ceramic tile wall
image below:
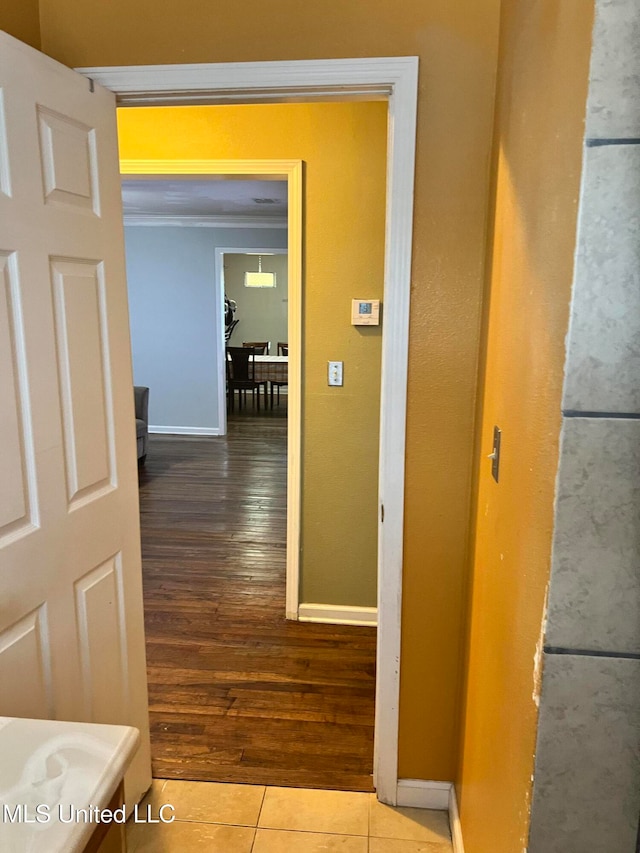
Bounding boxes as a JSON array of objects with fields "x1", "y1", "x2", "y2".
[
  {"x1": 529, "y1": 1, "x2": 640, "y2": 850},
  {"x1": 529, "y1": 655, "x2": 640, "y2": 853},
  {"x1": 585, "y1": 0, "x2": 640, "y2": 138},
  {"x1": 546, "y1": 418, "x2": 640, "y2": 654},
  {"x1": 562, "y1": 144, "x2": 640, "y2": 414}
]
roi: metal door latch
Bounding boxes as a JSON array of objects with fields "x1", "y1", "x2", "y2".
[{"x1": 487, "y1": 426, "x2": 501, "y2": 483}]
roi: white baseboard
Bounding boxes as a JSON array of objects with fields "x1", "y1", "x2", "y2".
[
  {"x1": 449, "y1": 785, "x2": 465, "y2": 853},
  {"x1": 396, "y1": 779, "x2": 451, "y2": 811},
  {"x1": 297, "y1": 603, "x2": 377, "y2": 627},
  {"x1": 394, "y1": 779, "x2": 464, "y2": 851},
  {"x1": 149, "y1": 425, "x2": 222, "y2": 436}
]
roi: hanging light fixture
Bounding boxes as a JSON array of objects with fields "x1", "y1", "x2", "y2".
[{"x1": 244, "y1": 255, "x2": 277, "y2": 288}]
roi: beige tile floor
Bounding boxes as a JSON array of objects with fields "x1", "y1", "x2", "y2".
[{"x1": 126, "y1": 781, "x2": 454, "y2": 852}]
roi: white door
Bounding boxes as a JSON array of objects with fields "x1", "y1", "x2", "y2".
[{"x1": 0, "y1": 31, "x2": 151, "y2": 803}]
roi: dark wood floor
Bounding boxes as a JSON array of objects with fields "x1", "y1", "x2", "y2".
[{"x1": 138, "y1": 405, "x2": 377, "y2": 791}]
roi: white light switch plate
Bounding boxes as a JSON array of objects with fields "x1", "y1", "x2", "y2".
[{"x1": 328, "y1": 361, "x2": 343, "y2": 386}]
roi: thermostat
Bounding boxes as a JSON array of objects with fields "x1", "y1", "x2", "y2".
[{"x1": 351, "y1": 299, "x2": 380, "y2": 326}]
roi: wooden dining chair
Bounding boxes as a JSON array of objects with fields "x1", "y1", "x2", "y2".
[
  {"x1": 271, "y1": 342, "x2": 289, "y2": 408},
  {"x1": 243, "y1": 341, "x2": 269, "y2": 355},
  {"x1": 226, "y1": 347, "x2": 267, "y2": 411}
]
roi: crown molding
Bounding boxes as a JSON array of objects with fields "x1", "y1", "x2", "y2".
[
  {"x1": 77, "y1": 56, "x2": 416, "y2": 106},
  {"x1": 123, "y1": 213, "x2": 287, "y2": 229}
]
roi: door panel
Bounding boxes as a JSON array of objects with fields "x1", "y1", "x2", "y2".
[
  {"x1": 50, "y1": 258, "x2": 114, "y2": 505},
  {"x1": 75, "y1": 554, "x2": 128, "y2": 721},
  {"x1": 0, "y1": 606, "x2": 53, "y2": 718},
  {"x1": 37, "y1": 106, "x2": 99, "y2": 214},
  {"x1": 0, "y1": 90, "x2": 11, "y2": 197},
  {"x1": 0, "y1": 252, "x2": 36, "y2": 540},
  {"x1": 0, "y1": 30, "x2": 151, "y2": 805}
]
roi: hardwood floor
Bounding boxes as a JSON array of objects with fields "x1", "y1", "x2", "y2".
[{"x1": 138, "y1": 407, "x2": 376, "y2": 791}]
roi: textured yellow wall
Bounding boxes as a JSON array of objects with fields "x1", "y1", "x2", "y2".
[
  {"x1": 38, "y1": 0, "x2": 501, "y2": 780},
  {"x1": 117, "y1": 102, "x2": 386, "y2": 608},
  {"x1": 456, "y1": 2, "x2": 594, "y2": 851},
  {"x1": 1, "y1": 0, "x2": 40, "y2": 48}
]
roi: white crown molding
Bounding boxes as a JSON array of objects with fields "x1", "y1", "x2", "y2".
[
  {"x1": 123, "y1": 213, "x2": 287, "y2": 229},
  {"x1": 77, "y1": 56, "x2": 416, "y2": 106},
  {"x1": 149, "y1": 425, "x2": 222, "y2": 436},
  {"x1": 298, "y1": 604, "x2": 377, "y2": 627}
]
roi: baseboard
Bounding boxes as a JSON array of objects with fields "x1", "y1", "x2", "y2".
[
  {"x1": 395, "y1": 779, "x2": 464, "y2": 850},
  {"x1": 396, "y1": 779, "x2": 451, "y2": 811},
  {"x1": 449, "y1": 785, "x2": 465, "y2": 853},
  {"x1": 149, "y1": 425, "x2": 222, "y2": 436},
  {"x1": 297, "y1": 603, "x2": 377, "y2": 627}
]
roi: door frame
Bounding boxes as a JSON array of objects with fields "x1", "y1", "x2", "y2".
[
  {"x1": 214, "y1": 244, "x2": 289, "y2": 428},
  {"x1": 213, "y1": 244, "x2": 295, "y2": 610},
  {"x1": 120, "y1": 161, "x2": 302, "y2": 620},
  {"x1": 81, "y1": 56, "x2": 418, "y2": 806}
]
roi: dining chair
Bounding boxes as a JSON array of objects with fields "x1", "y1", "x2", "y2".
[
  {"x1": 226, "y1": 347, "x2": 267, "y2": 411},
  {"x1": 271, "y1": 342, "x2": 289, "y2": 408},
  {"x1": 224, "y1": 318, "x2": 239, "y2": 344},
  {"x1": 243, "y1": 341, "x2": 269, "y2": 355}
]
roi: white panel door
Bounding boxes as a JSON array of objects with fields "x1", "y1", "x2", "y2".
[{"x1": 0, "y1": 31, "x2": 151, "y2": 804}]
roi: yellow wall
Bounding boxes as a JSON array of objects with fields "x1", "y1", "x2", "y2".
[
  {"x1": 1, "y1": 0, "x2": 40, "y2": 48},
  {"x1": 38, "y1": 0, "x2": 501, "y2": 780},
  {"x1": 456, "y1": 2, "x2": 594, "y2": 851},
  {"x1": 117, "y1": 102, "x2": 386, "y2": 608}
]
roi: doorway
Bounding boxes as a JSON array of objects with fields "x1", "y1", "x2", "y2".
[
  {"x1": 120, "y1": 159, "x2": 303, "y2": 617},
  {"x1": 84, "y1": 56, "x2": 418, "y2": 804},
  {"x1": 119, "y1": 101, "x2": 385, "y2": 789},
  {"x1": 217, "y1": 247, "x2": 289, "y2": 419}
]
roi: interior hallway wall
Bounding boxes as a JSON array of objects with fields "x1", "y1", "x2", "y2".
[
  {"x1": 124, "y1": 224, "x2": 286, "y2": 433},
  {"x1": 37, "y1": 0, "x2": 502, "y2": 781},
  {"x1": 528, "y1": 1, "x2": 640, "y2": 849},
  {"x1": 0, "y1": 0, "x2": 40, "y2": 50},
  {"x1": 456, "y1": 2, "x2": 594, "y2": 852}
]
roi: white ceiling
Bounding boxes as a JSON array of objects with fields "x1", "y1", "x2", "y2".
[{"x1": 120, "y1": 179, "x2": 288, "y2": 218}]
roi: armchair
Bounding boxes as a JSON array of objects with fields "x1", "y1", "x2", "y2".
[{"x1": 134, "y1": 386, "x2": 149, "y2": 464}]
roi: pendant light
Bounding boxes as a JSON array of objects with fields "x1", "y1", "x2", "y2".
[{"x1": 244, "y1": 255, "x2": 276, "y2": 288}]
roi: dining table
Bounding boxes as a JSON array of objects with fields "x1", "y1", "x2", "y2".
[
  {"x1": 253, "y1": 355, "x2": 288, "y2": 409},
  {"x1": 253, "y1": 354, "x2": 288, "y2": 385}
]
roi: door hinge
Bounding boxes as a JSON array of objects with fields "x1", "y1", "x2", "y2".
[
  {"x1": 381, "y1": 504, "x2": 384, "y2": 522},
  {"x1": 88, "y1": 77, "x2": 95, "y2": 93}
]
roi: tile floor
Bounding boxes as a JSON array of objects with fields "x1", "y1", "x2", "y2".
[{"x1": 126, "y1": 781, "x2": 454, "y2": 852}]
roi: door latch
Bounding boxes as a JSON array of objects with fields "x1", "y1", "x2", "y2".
[{"x1": 487, "y1": 426, "x2": 501, "y2": 483}]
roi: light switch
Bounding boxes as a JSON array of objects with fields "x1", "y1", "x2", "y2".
[{"x1": 328, "y1": 361, "x2": 343, "y2": 386}]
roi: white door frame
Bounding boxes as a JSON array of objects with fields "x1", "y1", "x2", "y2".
[
  {"x1": 120, "y1": 159, "x2": 302, "y2": 620},
  {"x1": 214, "y1": 244, "x2": 296, "y2": 613},
  {"x1": 80, "y1": 56, "x2": 418, "y2": 806},
  {"x1": 214, "y1": 245, "x2": 289, "y2": 421}
]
